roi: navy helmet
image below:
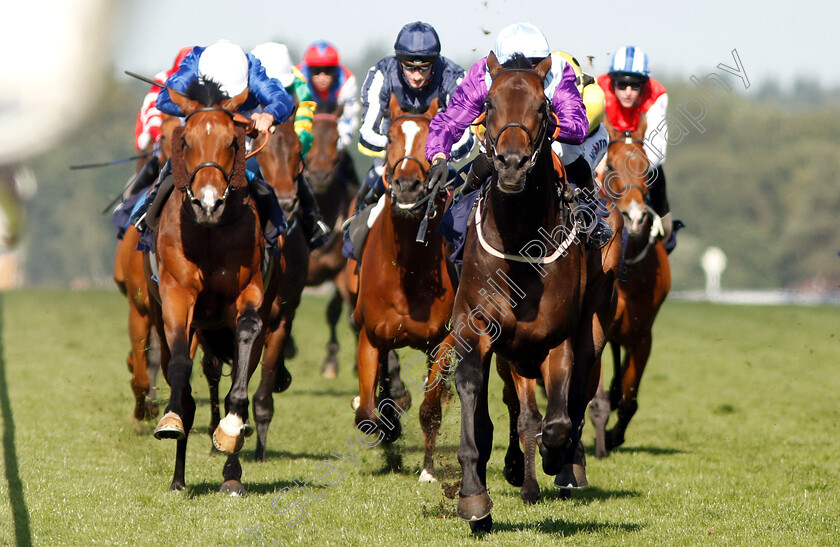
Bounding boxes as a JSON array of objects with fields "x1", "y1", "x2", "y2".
[{"x1": 394, "y1": 21, "x2": 441, "y2": 63}]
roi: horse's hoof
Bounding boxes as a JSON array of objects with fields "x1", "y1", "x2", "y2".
[
  {"x1": 468, "y1": 514, "x2": 493, "y2": 534},
  {"x1": 381, "y1": 419, "x2": 402, "y2": 444},
  {"x1": 283, "y1": 337, "x2": 297, "y2": 360},
  {"x1": 272, "y1": 367, "x2": 292, "y2": 393},
  {"x1": 419, "y1": 469, "x2": 437, "y2": 483},
  {"x1": 554, "y1": 463, "x2": 588, "y2": 489},
  {"x1": 212, "y1": 427, "x2": 245, "y2": 455},
  {"x1": 321, "y1": 359, "x2": 338, "y2": 379},
  {"x1": 169, "y1": 481, "x2": 186, "y2": 492},
  {"x1": 243, "y1": 422, "x2": 254, "y2": 437},
  {"x1": 220, "y1": 480, "x2": 246, "y2": 497},
  {"x1": 154, "y1": 412, "x2": 185, "y2": 440},
  {"x1": 458, "y1": 491, "x2": 493, "y2": 522},
  {"x1": 350, "y1": 396, "x2": 360, "y2": 411},
  {"x1": 521, "y1": 481, "x2": 541, "y2": 505}
]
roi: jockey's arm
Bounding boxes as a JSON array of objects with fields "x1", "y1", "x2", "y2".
[
  {"x1": 643, "y1": 93, "x2": 668, "y2": 169},
  {"x1": 357, "y1": 64, "x2": 389, "y2": 158}
]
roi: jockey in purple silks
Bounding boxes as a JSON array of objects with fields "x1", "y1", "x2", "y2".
[
  {"x1": 425, "y1": 22, "x2": 613, "y2": 252},
  {"x1": 426, "y1": 22, "x2": 590, "y2": 191}
]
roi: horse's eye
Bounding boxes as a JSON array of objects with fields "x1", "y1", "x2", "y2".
[{"x1": 485, "y1": 99, "x2": 493, "y2": 111}]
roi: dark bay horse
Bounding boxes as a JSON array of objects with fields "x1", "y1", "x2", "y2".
[
  {"x1": 352, "y1": 95, "x2": 456, "y2": 450},
  {"x1": 145, "y1": 80, "x2": 279, "y2": 494},
  {"x1": 589, "y1": 116, "x2": 671, "y2": 457},
  {"x1": 113, "y1": 114, "x2": 181, "y2": 422},
  {"x1": 447, "y1": 53, "x2": 622, "y2": 531},
  {"x1": 303, "y1": 110, "x2": 356, "y2": 378}
]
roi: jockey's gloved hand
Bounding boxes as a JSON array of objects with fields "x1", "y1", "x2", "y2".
[{"x1": 427, "y1": 157, "x2": 449, "y2": 191}]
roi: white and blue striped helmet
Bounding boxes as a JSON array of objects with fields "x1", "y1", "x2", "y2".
[{"x1": 608, "y1": 46, "x2": 650, "y2": 81}]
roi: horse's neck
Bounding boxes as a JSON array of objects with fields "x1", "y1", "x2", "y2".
[
  {"x1": 381, "y1": 200, "x2": 443, "y2": 267},
  {"x1": 487, "y1": 154, "x2": 561, "y2": 245},
  {"x1": 316, "y1": 185, "x2": 345, "y2": 226}
]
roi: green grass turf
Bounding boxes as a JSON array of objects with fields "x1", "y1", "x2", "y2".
[{"x1": 0, "y1": 289, "x2": 837, "y2": 545}]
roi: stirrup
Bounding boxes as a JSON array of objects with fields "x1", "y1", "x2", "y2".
[
  {"x1": 587, "y1": 217, "x2": 613, "y2": 249},
  {"x1": 309, "y1": 219, "x2": 331, "y2": 247}
]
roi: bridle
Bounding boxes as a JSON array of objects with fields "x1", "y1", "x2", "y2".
[
  {"x1": 482, "y1": 69, "x2": 560, "y2": 171},
  {"x1": 178, "y1": 106, "x2": 267, "y2": 204},
  {"x1": 605, "y1": 130, "x2": 658, "y2": 265},
  {"x1": 383, "y1": 113, "x2": 433, "y2": 188}
]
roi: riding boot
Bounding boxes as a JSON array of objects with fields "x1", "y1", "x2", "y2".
[
  {"x1": 297, "y1": 174, "x2": 330, "y2": 249},
  {"x1": 648, "y1": 165, "x2": 683, "y2": 252},
  {"x1": 128, "y1": 156, "x2": 160, "y2": 196},
  {"x1": 248, "y1": 176, "x2": 286, "y2": 254},
  {"x1": 130, "y1": 158, "x2": 172, "y2": 231}
]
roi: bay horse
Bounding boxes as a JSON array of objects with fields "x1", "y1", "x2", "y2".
[
  {"x1": 303, "y1": 109, "x2": 356, "y2": 378},
  {"x1": 448, "y1": 52, "x2": 622, "y2": 531},
  {"x1": 145, "y1": 79, "x2": 280, "y2": 494},
  {"x1": 352, "y1": 95, "x2": 456, "y2": 450},
  {"x1": 113, "y1": 114, "x2": 180, "y2": 423},
  {"x1": 589, "y1": 115, "x2": 671, "y2": 457}
]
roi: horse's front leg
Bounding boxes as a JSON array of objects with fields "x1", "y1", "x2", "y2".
[
  {"x1": 455, "y1": 335, "x2": 494, "y2": 532},
  {"x1": 253, "y1": 324, "x2": 286, "y2": 462},
  {"x1": 606, "y1": 333, "x2": 652, "y2": 451},
  {"x1": 499, "y1": 356, "x2": 542, "y2": 505},
  {"x1": 539, "y1": 340, "x2": 574, "y2": 477},
  {"x1": 418, "y1": 336, "x2": 454, "y2": 482},
  {"x1": 153, "y1": 284, "x2": 196, "y2": 491},
  {"x1": 355, "y1": 328, "x2": 392, "y2": 438},
  {"x1": 213, "y1": 303, "x2": 263, "y2": 458}
]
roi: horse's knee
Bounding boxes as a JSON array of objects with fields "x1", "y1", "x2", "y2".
[{"x1": 237, "y1": 309, "x2": 263, "y2": 345}]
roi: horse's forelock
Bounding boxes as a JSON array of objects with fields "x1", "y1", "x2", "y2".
[
  {"x1": 501, "y1": 53, "x2": 533, "y2": 70},
  {"x1": 186, "y1": 78, "x2": 230, "y2": 107}
]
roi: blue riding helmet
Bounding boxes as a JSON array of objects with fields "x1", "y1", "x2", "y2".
[
  {"x1": 394, "y1": 21, "x2": 441, "y2": 62},
  {"x1": 608, "y1": 46, "x2": 650, "y2": 86}
]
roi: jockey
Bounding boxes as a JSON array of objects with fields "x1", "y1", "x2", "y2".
[
  {"x1": 426, "y1": 23, "x2": 589, "y2": 189},
  {"x1": 112, "y1": 46, "x2": 193, "y2": 239},
  {"x1": 425, "y1": 23, "x2": 611, "y2": 248},
  {"x1": 355, "y1": 21, "x2": 474, "y2": 209},
  {"x1": 597, "y1": 46, "x2": 677, "y2": 246},
  {"x1": 298, "y1": 40, "x2": 361, "y2": 195},
  {"x1": 135, "y1": 46, "x2": 194, "y2": 155},
  {"x1": 298, "y1": 40, "x2": 360, "y2": 151},
  {"x1": 251, "y1": 42, "x2": 331, "y2": 247},
  {"x1": 130, "y1": 40, "x2": 295, "y2": 249}
]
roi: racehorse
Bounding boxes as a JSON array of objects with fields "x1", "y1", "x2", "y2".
[
  {"x1": 446, "y1": 52, "x2": 622, "y2": 531},
  {"x1": 351, "y1": 95, "x2": 456, "y2": 448},
  {"x1": 113, "y1": 114, "x2": 180, "y2": 422},
  {"x1": 145, "y1": 79, "x2": 280, "y2": 494},
  {"x1": 589, "y1": 115, "x2": 671, "y2": 457},
  {"x1": 303, "y1": 109, "x2": 356, "y2": 378}
]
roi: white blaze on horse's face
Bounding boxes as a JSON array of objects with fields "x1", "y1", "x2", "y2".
[
  {"x1": 400, "y1": 121, "x2": 421, "y2": 169},
  {"x1": 200, "y1": 185, "x2": 219, "y2": 210},
  {"x1": 626, "y1": 200, "x2": 645, "y2": 232},
  {"x1": 206, "y1": 121, "x2": 212, "y2": 135}
]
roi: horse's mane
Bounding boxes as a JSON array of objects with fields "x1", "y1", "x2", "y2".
[
  {"x1": 501, "y1": 53, "x2": 533, "y2": 70},
  {"x1": 186, "y1": 78, "x2": 229, "y2": 107}
]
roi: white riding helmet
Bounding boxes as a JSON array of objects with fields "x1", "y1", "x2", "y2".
[
  {"x1": 198, "y1": 39, "x2": 249, "y2": 98},
  {"x1": 251, "y1": 42, "x2": 295, "y2": 88},
  {"x1": 493, "y1": 23, "x2": 551, "y2": 64}
]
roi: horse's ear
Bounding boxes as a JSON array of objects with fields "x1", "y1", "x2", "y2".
[
  {"x1": 424, "y1": 97, "x2": 439, "y2": 118},
  {"x1": 637, "y1": 112, "x2": 647, "y2": 139},
  {"x1": 388, "y1": 93, "x2": 403, "y2": 117},
  {"x1": 169, "y1": 88, "x2": 200, "y2": 117},
  {"x1": 487, "y1": 51, "x2": 502, "y2": 78},
  {"x1": 603, "y1": 117, "x2": 617, "y2": 140},
  {"x1": 221, "y1": 87, "x2": 250, "y2": 113},
  {"x1": 533, "y1": 55, "x2": 552, "y2": 80}
]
